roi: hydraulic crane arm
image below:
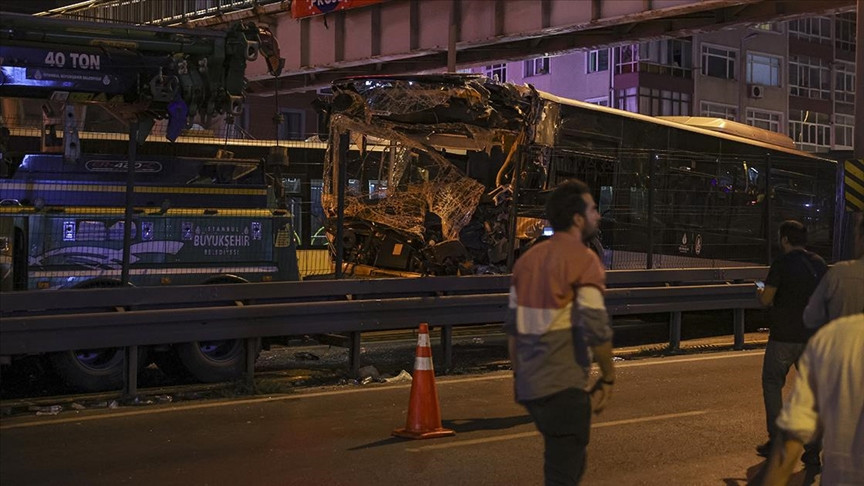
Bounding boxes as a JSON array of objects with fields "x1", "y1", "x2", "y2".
[{"x1": 0, "y1": 12, "x2": 283, "y2": 142}]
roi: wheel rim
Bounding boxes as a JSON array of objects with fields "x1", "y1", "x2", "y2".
[
  {"x1": 74, "y1": 348, "x2": 121, "y2": 370},
  {"x1": 197, "y1": 340, "x2": 242, "y2": 362}
]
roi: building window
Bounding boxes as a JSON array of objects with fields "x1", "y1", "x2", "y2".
[
  {"x1": 588, "y1": 49, "x2": 609, "y2": 73},
  {"x1": 280, "y1": 110, "x2": 305, "y2": 140},
  {"x1": 632, "y1": 39, "x2": 693, "y2": 78},
  {"x1": 788, "y1": 109, "x2": 831, "y2": 152},
  {"x1": 484, "y1": 64, "x2": 507, "y2": 82},
  {"x1": 638, "y1": 87, "x2": 690, "y2": 116},
  {"x1": 789, "y1": 55, "x2": 830, "y2": 100},
  {"x1": 701, "y1": 44, "x2": 736, "y2": 79},
  {"x1": 585, "y1": 96, "x2": 609, "y2": 107},
  {"x1": 746, "y1": 53, "x2": 781, "y2": 87},
  {"x1": 640, "y1": 39, "x2": 692, "y2": 69},
  {"x1": 614, "y1": 45, "x2": 639, "y2": 74},
  {"x1": 835, "y1": 61, "x2": 856, "y2": 104},
  {"x1": 835, "y1": 114, "x2": 854, "y2": 149},
  {"x1": 835, "y1": 12, "x2": 856, "y2": 52},
  {"x1": 524, "y1": 57, "x2": 550, "y2": 77},
  {"x1": 788, "y1": 16, "x2": 832, "y2": 43},
  {"x1": 615, "y1": 41, "x2": 692, "y2": 78},
  {"x1": 746, "y1": 108, "x2": 782, "y2": 133},
  {"x1": 615, "y1": 87, "x2": 638, "y2": 112},
  {"x1": 701, "y1": 101, "x2": 737, "y2": 120}
]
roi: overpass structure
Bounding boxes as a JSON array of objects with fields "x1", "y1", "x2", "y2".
[{"x1": 37, "y1": 0, "x2": 856, "y2": 94}]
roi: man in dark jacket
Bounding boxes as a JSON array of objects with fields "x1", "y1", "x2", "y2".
[{"x1": 756, "y1": 220, "x2": 827, "y2": 464}]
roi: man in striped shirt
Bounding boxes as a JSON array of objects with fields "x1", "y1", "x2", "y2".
[{"x1": 504, "y1": 179, "x2": 616, "y2": 485}]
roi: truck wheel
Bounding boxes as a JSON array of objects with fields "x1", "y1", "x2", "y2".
[
  {"x1": 48, "y1": 279, "x2": 144, "y2": 392},
  {"x1": 49, "y1": 347, "x2": 148, "y2": 392},
  {"x1": 174, "y1": 274, "x2": 258, "y2": 383},
  {"x1": 49, "y1": 348, "x2": 125, "y2": 392},
  {"x1": 175, "y1": 340, "x2": 251, "y2": 383}
]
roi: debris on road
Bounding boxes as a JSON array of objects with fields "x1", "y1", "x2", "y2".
[
  {"x1": 357, "y1": 365, "x2": 381, "y2": 381},
  {"x1": 30, "y1": 404, "x2": 62, "y2": 415},
  {"x1": 385, "y1": 370, "x2": 413, "y2": 383}
]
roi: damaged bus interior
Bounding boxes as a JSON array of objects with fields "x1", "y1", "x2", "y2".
[{"x1": 322, "y1": 74, "x2": 838, "y2": 276}]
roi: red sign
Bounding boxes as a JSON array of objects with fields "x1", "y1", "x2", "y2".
[{"x1": 291, "y1": 0, "x2": 387, "y2": 19}]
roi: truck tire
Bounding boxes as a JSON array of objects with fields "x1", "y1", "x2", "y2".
[
  {"x1": 174, "y1": 275, "x2": 258, "y2": 383},
  {"x1": 175, "y1": 340, "x2": 250, "y2": 383},
  {"x1": 48, "y1": 279, "x2": 145, "y2": 392},
  {"x1": 49, "y1": 348, "x2": 126, "y2": 392}
]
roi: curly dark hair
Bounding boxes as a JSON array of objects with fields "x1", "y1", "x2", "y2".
[{"x1": 545, "y1": 179, "x2": 590, "y2": 232}]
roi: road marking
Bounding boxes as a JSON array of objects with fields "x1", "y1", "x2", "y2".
[
  {"x1": 614, "y1": 349, "x2": 764, "y2": 369},
  {"x1": 405, "y1": 410, "x2": 709, "y2": 452},
  {"x1": 0, "y1": 351, "x2": 761, "y2": 430}
]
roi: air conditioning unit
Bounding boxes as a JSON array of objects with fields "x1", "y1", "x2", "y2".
[{"x1": 748, "y1": 84, "x2": 764, "y2": 99}]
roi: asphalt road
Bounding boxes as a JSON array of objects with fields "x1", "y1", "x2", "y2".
[{"x1": 0, "y1": 349, "x2": 819, "y2": 486}]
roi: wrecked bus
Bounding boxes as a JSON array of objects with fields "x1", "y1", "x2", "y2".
[{"x1": 322, "y1": 74, "x2": 837, "y2": 275}]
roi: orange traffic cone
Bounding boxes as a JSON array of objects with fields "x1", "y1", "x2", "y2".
[{"x1": 392, "y1": 323, "x2": 455, "y2": 440}]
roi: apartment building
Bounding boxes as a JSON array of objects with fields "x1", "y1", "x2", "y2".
[{"x1": 469, "y1": 12, "x2": 857, "y2": 154}]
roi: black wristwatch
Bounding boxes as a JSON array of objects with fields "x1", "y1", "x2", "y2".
[{"x1": 601, "y1": 378, "x2": 615, "y2": 385}]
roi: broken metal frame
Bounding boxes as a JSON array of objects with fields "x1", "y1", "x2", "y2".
[{"x1": 1, "y1": 267, "x2": 767, "y2": 396}]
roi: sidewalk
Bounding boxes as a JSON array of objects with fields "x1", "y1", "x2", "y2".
[{"x1": 615, "y1": 331, "x2": 770, "y2": 358}]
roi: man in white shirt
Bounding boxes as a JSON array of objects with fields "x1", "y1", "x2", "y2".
[
  {"x1": 802, "y1": 216, "x2": 864, "y2": 329},
  {"x1": 762, "y1": 313, "x2": 864, "y2": 485}
]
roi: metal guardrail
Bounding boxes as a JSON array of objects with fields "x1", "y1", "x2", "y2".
[{"x1": 1, "y1": 267, "x2": 768, "y2": 357}]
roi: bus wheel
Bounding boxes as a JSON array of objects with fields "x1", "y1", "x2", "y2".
[{"x1": 174, "y1": 274, "x2": 257, "y2": 383}]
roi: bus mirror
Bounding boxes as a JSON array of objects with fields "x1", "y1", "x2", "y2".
[{"x1": 312, "y1": 97, "x2": 330, "y2": 142}]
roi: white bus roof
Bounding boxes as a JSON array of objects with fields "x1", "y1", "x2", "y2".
[{"x1": 536, "y1": 90, "x2": 833, "y2": 163}]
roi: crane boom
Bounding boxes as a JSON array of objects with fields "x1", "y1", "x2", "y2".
[{"x1": 0, "y1": 12, "x2": 282, "y2": 141}]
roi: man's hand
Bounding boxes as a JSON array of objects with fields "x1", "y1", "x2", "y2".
[
  {"x1": 763, "y1": 437, "x2": 804, "y2": 485},
  {"x1": 589, "y1": 378, "x2": 614, "y2": 414},
  {"x1": 589, "y1": 340, "x2": 615, "y2": 414},
  {"x1": 759, "y1": 285, "x2": 777, "y2": 307}
]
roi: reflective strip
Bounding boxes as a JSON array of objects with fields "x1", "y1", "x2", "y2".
[
  {"x1": 0, "y1": 182, "x2": 266, "y2": 196},
  {"x1": 845, "y1": 159, "x2": 864, "y2": 211},
  {"x1": 417, "y1": 333, "x2": 430, "y2": 348},
  {"x1": 414, "y1": 356, "x2": 434, "y2": 371},
  {"x1": 516, "y1": 303, "x2": 572, "y2": 335},
  {"x1": 576, "y1": 286, "x2": 606, "y2": 310},
  {"x1": 29, "y1": 266, "x2": 278, "y2": 278}
]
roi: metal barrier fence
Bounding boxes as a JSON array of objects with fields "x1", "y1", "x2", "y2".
[{"x1": 1, "y1": 267, "x2": 767, "y2": 395}]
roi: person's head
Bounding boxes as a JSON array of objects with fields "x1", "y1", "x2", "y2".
[
  {"x1": 545, "y1": 179, "x2": 600, "y2": 241},
  {"x1": 778, "y1": 220, "x2": 807, "y2": 252}
]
